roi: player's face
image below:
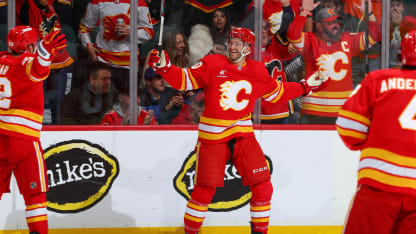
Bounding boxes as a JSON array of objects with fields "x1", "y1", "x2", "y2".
[
  {"x1": 175, "y1": 34, "x2": 186, "y2": 56},
  {"x1": 228, "y1": 38, "x2": 246, "y2": 62},
  {"x1": 322, "y1": 20, "x2": 341, "y2": 42}
]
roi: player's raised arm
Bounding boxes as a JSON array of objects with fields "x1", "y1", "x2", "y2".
[{"x1": 31, "y1": 30, "x2": 67, "y2": 80}]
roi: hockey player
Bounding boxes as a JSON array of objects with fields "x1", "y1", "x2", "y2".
[
  {"x1": 0, "y1": 26, "x2": 67, "y2": 234},
  {"x1": 336, "y1": 31, "x2": 416, "y2": 234},
  {"x1": 287, "y1": 0, "x2": 381, "y2": 124},
  {"x1": 148, "y1": 27, "x2": 329, "y2": 234}
]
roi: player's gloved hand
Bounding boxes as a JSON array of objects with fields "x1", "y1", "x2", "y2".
[
  {"x1": 300, "y1": 70, "x2": 330, "y2": 96},
  {"x1": 148, "y1": 49, "x2": 171, "y2": 72},
  {"x1": 37, "y1": 30, "x2": 67, "y2": 61}
]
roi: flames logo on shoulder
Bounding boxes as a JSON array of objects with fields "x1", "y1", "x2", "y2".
[
  {"x1": 173, "y1": 151, "x2": 273, "y2": 212},
  {"x1": 44, "y1": 140, "x2": 119, "y2": 213}
]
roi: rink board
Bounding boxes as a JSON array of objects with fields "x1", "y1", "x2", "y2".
[{"x1": 0, "y1": 126, "x2": 358, "y2": 233}]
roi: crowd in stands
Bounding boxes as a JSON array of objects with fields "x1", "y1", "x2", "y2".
[{"x1": 0, "y1": 0, "x2": 412, "y2": 125}]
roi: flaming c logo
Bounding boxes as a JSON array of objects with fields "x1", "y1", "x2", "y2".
[{"x1": 102, "y1": 14, "x2": 130, "y2": 42}]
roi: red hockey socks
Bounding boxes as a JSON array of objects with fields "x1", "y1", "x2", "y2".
[
  {"x1": 24, "y1": 192, "x2": 48, "y2": 234},
  {"x1": 250, "y1": 180, "x2": 273, "y2": 233},
  {"x1": 184, "y1": 185, "x2": 216, "y2": 234}
]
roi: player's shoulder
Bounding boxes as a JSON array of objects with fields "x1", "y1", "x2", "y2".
[{"x1": 197, "y1": 54, "x2": 228, "y2": 67}]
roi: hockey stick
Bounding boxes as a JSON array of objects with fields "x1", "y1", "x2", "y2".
[
  {"x1": 156, "y1": 0, "x2": 165, "y2": 66},
  {"x1": 364, "y1": 0, "x2": 369, "y2": 74}
]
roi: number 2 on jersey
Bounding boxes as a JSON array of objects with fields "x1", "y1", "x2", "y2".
[
  {"x1": 399, "y1": 94, "x2": 416, "y2": 131},
  {"x1": 0, "y1": 77, "x2": 11, "y2": 109}
]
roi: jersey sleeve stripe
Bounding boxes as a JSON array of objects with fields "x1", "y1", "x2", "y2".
[
  {"x1": 338, "y1": 109, "x2": 371, "y2": 125},
  {"x1": 309, "y1": 90, "x2": 352, "y2": 98},
  {"x1": 78, "y1": 23, "x2": 95, "y2": 34},
  {"x1": 263, "y1": 81, "x2": 282, "y2": 102},
  {"x1": 183, "y1": 69, "x2": 195, "y2": 90},
  {"x1": 336, "y1": 126, "x2": 367, "y2": 140},
  {"x1": 26, "y1": 60, "x2": 49, "y2": 82},
  {"x1": 336, "y1": 116, "x2": 369, "y2": 133}
]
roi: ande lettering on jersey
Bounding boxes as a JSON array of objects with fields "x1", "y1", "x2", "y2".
[
  {"x1": 44, "y1": 140, "x2": 119, "y2": 213},
  {"x1": 173, "y1": 151, "x2": 273, "y2": 212},
  {"x1": 380, "y1": 77, "x2": 416, "y2": 93}
]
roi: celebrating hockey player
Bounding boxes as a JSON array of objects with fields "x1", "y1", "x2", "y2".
[
  {"x1": 336, "y1": 31, "x2": 416, "y2": 234},
  {"x1": 148, "y1": 27, "x2": 329, "y2": 234},
  {"x1": 0, "y1": 26, "x2": 67, "y2": 234}
]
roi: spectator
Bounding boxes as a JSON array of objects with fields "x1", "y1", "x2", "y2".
[
  {"x1": 209, "y1": 8, "x2": 233, "y2": 54},
  {"x1": 400, "y1": 0, "x2": 416, "y2": 39},
  {"x1": 0, "y1": 26, "x2": 67, "y2": 234},
  {"x1": 60, "y1": 62, "x2": 118, "y2": 125},
  {"x1": 336, "y1": 0, "x2": 382, "y2": 87},
  {"x1": 261, "y1": 20, "x2": 294, "y2": 124},
  {"x1": 78, "y1": 0, "x2": 154, "y2": 91},
  {"x1": 162, "y1": 26, "x2": 190, "y2": 68},
  {"x1": 390, "y1": 0, "x2": 405, "y2": 68},
  {"x1": 188, "y1": 8, "x2": 232, "y2": 65},
  {"x1": 101, "y1": 87, "x2": 156, "y2": 125},
  {"x1": 18, "y1": 0, "x2": 74, "y2": 124},
  {"x1": 287, "y1": 0, "x2": 381, "y2": 124},
  {"x1": 336, "y1": 30, "x2": 416, "y2": 234},
  {"x1": 171, "y1": 91, "x2": 205, "y2": 125},
  {"x1": 263, "y1": 0, "x2": 305, "y2": 123},
  {"x1": 140, "y1": 67, "x2": 183, "y2": 123}
]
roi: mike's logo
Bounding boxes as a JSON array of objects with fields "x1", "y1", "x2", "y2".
[
  {"x1": 173, "y1": 151, "x2": 273, "y2": 212},
  {"x1": 44, "y1": 140, "x2": 119, "y2": 213}
]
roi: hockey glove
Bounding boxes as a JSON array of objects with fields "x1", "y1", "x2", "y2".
[
  {"x1": 37, "y1": 30, "x2": 67, "y2": 62},
  {"x1": 300, "y1": 70, "x2": 330, "y2": 96},
  {"x1": 148, "y1": 49, "x2": 171, "y2": 72}
]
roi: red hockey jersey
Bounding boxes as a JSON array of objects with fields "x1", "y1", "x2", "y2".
[
  {"x1": 288, "y1": 15, "x2": 381, "y2": 117},
  {"x1": 0, "y1": 52, "x2": 50, "y2": 140},
  {"x1": 337, "y1": 68, "x2": 416, "y2": 196},
  {"x1": 79, "y1": 0, "x2": 154, "y2": 68},
  {"x1": 158, "y1": 54, "x2": 306, "y2": 143},
  {"x1": 261, "y1": 46, "x2": 293, "y2": 120}
]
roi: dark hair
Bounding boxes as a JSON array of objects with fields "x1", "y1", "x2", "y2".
[
  {"x1": 208, "y1": 8, "x2": 232, "y2": 45},
  {"x1": 162, "y1": 25, "x2": 190, "y2": 68},
  {"x1": 88, "y1": 62, "x2": 111, "y2": 79}
]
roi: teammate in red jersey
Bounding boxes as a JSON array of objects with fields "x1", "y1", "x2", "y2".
[
  {"x1": 0, "y1": 26, "x2": 66, "y2": 234},
  {"x1": 336, "y1": 31, "x2": 416, "y2": 234},
  {"x1": 287, "y1": 0, "x2": 381, "y2": 124},
  {"x1": 148, "y1": 27, "x2": 329, "y2": 234}
]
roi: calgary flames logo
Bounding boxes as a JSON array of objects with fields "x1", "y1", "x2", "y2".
[
  {"x1": 316, "y1": 51, "x2": 348, "y2": 81},
  {"x1": 219, "y1": 80, "x2": 252, "y2": 111},
  {"x1": 102, "y1": 14, "x2": 130, "y2": 42}
]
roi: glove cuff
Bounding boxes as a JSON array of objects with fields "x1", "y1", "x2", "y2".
[
  {"x1": 37, "y1": 41, "x2": 52, "y2": 61},
  {"x1": 300, "y1": 79, "x2": 311, "y2": 96}
]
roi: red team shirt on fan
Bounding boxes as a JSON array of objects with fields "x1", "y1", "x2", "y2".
[
  {"x1": 0, "y1": 51, "x2": 48, "y2": 140},
  {"x1": 337, "y1": 68, "x2": 416, "y2": 197},
  {"x1": 288, "y1": 15, "x2": 381, "y2": 117},
  {"x1": 101, "y1": 108, "x2": 156, "y2": 125},
  {"x1": 79, "y1": 0, "x2": 154, "y2": 68},
  {"x1": 261, "y1": 45, "x2": 293, "y2": 120},
  {"x1": 158, "y1": 54, "x2": 306, "y2": 143}
]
